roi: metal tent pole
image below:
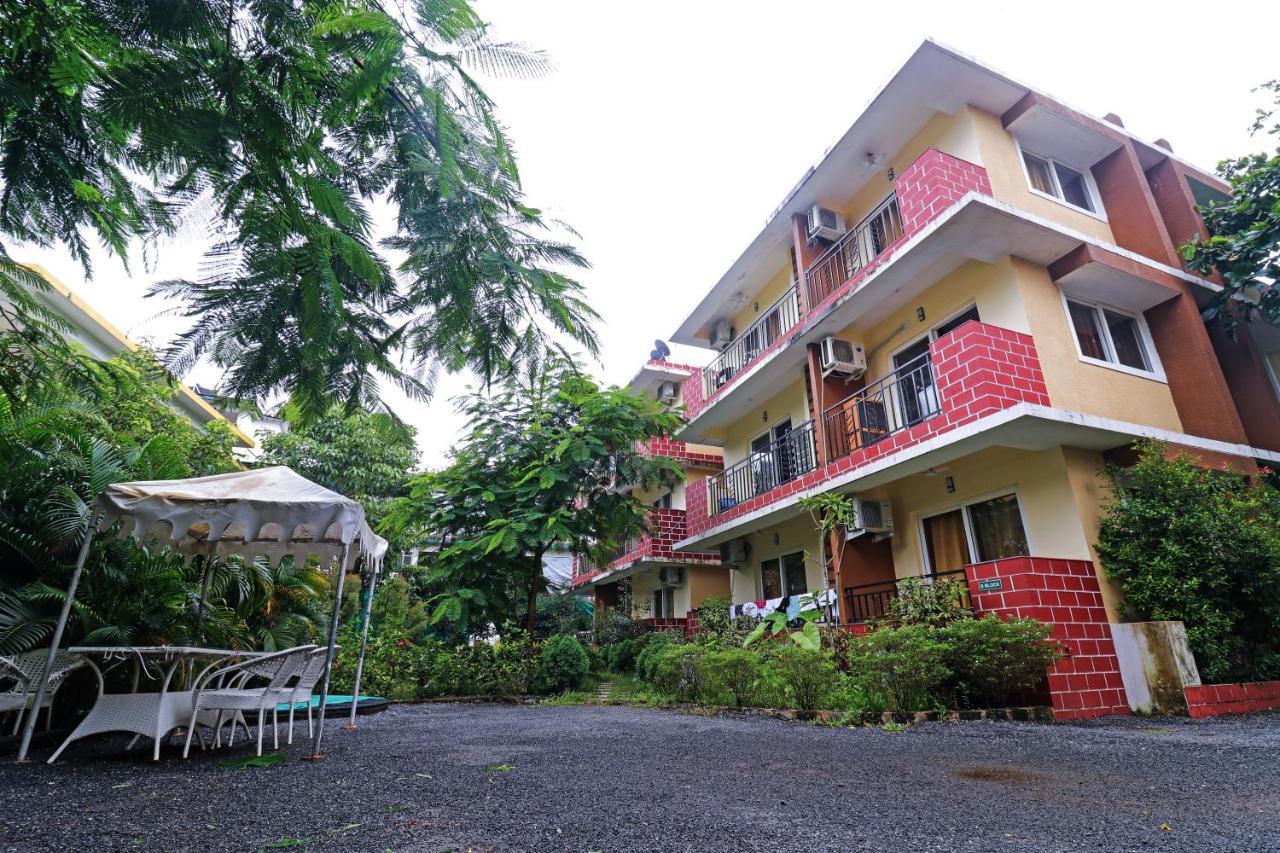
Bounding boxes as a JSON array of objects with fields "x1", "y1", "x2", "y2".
[
  {"x1": 194, "y1": 541, "x2": 218, "y2": 644},
  {"x1": 307, "y1": 541, "x2": 353, "y2": 760},
  {"x1": 344, "y1": 560, "x2": 382, "y2": 730},
  {"x1": 17, "y1": 521, "x2": 98, "y2": 762}
]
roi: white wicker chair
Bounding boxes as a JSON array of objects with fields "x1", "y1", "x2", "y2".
[
  {"x1": 1, "y1": 650, "x2": 84, "y2": 735},
  {"x1": 267, "y1": 646, "x2": 334, "y2": 745},
  {"x1": 182, "y1": 646, "x2": 313, "y2": 758}
]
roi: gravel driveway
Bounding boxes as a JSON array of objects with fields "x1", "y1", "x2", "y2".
[{"x1": 2, "y1": 703, "x2": 1278, "y2": 852}]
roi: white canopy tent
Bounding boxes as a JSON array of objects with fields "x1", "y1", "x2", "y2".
[{"x1": 17, "y1": 467, "x2": 388, "y2": 762}]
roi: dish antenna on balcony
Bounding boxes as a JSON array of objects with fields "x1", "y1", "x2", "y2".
[{"x1": 650, "y1": 339, "x2": 671, "y2": 361}]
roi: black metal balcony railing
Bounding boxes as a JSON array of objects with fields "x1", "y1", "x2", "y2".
[
  {"x1": 703, "y1": 284, "x2": 801, "y2": 399},
  {"x1": 804, "y1": 194, "x2": 904, "y2": 310},
  {"x1": 822, "y1": 353, "x2": 938, "y2": 461},
  {"x1": 707, "y1": 420, "x2": 817, "y2": 515},
  {"x1": 842, "y1": 569, "x2": 972, "y2": 624}
]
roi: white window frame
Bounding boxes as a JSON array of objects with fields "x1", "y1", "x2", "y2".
[
  {"x1": 652, "y1": 586, "x2": 675, "y2": 619},
  {"x1": 1059, "y1": 291, "x2": 1166, "y2": 382},
  {"x1": 1015, "y1": 139, "x2": 1107, "y2": 222},
  {"x1": 759, "y1": 549, "x2": 808, "y2": 600},
  {"x1": 917, "y1": 487, "x2": 1033, "y2": 576},
  {"x1": 889, "y1": 302, "x2": 982, "y2": 365}
]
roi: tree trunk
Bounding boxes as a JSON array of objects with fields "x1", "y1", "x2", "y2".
[{"x1": 524, "y1": 546, "x2": 545, "y2": 641}]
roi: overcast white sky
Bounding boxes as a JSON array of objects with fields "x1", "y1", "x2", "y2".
[{"x1": 19, "y1": 0, "x2": 1280, "y2": 469}]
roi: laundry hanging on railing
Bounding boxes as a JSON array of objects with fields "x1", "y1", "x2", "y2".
[{"x1": 728, "y1": 588, "x2": 836, "y2": 621}]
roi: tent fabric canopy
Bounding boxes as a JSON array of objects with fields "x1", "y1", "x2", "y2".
[{"x1": 96, "y1": 466, "x2": 387, "y2": 567}]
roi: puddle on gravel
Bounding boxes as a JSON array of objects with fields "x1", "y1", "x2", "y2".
[{"x1": 951, "y1": 765, "x2": 1044, "y2": 784}]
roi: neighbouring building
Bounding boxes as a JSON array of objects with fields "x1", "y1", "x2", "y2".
[
  {"x1": 575, "y1": 41, "x2": 1280, "y2": 718},
  {"x1": 193, "y1": 384, "x2": 289, "y2": 462},
  {"x1": 13, "y1": 266, "x2": 255, "y2": 453}
]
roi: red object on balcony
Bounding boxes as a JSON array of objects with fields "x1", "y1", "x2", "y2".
[{"x1": 684, "y1": 321, "x2": 1051, "y2": 538}]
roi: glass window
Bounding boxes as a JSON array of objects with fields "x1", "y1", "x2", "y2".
[
  {"x1": 1021, "y1": 146, "x2": 1100, "y2": 214},
  {"x1": 1053, "y1": 163, "x2": 1094, "y2": 212},
  {"x1": 934, "y1": 305, "x2": 981, "y2": 339},
  {"x1": 761, "y1": 552, "x2": 807, "y2": 599},
  {"x1": 1022, "y1": 151, "x2": 1056, "y2": 196},
  {"x1": 1103, "y1": 310, "x2": 1149, "y2": 371},
  {"x1": 923, "y1": 509, "x2": 971, "y2": 574},
  {"x1": 1067, "y1": 300, "x2": 1107, "y2": 360},
  {"x1": 966, "y1": 494, "x2": 1029, "y2": 562}
]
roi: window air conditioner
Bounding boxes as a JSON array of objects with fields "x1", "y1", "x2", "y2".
[
  {"x1": 719, "y1": 538, "x2": 752, "y2": 568},
  {"x1": 656, "y1": 381, "x2": 678, "y2": 404},
  {"x1": 710, "y1": 320, "x2": 734, "y2": 350},
  {"x1": 658, "y1": 566, "x2": 685, "y2": 586},
  {"x1": 807, "y1": 205, "x2": 846, "y2": 243},
  {"x1": 845, "y1": 499, "x2": 894, "y2": 539},
  {"x1": 820, "y1": 337, "x2": 867, "y2": 380}
]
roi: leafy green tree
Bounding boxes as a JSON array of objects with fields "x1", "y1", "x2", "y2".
[
  {"x1": 0, "y1": 0, "x2": 598, "y2": 420},
  {"x1": 383, "y1": 358, "x2": 682, "y2": 637},
  {"x1": 1097, "y1": 442, "x2": 1280, "y2": 682},
  {"x1": 1181, "y1": 80, "x2": 1280, "y2": 336}
]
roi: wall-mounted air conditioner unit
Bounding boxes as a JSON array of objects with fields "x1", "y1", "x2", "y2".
[
  {"x1": 710, "y1": 320, "x2": 734, "y2": 350},
  {"x1": 845, "y1": 499, "x2": 894, "y2": 539},
  {"x1": 820, "y1": 337, "x2": 866, "y2": 380},
  {"x1": 656, "y1": 381, "x2": 678, "y2": 404},
  {"x1": 807, "y1": 205, "x2": 846, "y2": 243},
  {"x1": 719, "y1": 538, "x2": 752, "y2": 568},
  {"x1": 658, "y1": 566, "x2": 685, "y2": 586}
]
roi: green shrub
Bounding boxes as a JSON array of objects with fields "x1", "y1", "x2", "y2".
[
  {"x1": 584, "y1": 643, "x2": 606, "y2": 674},
  {"x1": 765, "y1": 645, "x2": 842, "y2": 711},
  {"x1": 940, "y1": 616, "x2": 1062, "y2": 708},
  {"x1": 634, "y1": 635, "x2": 676, "y2": 681},
  {"x1": 883, "y1": 577, "x2": 973, "y2": 628},
  {"x1": 847, "y1": 624, "x2": 951, "y2": 712},
  {"x1": 649, "y1": 644, "x2": 709, "y2": 701},
  {"x1": 1098, "y1": 442, "x2": 1280, "y2": 682},
  {"x1": 593, "y1": 607, "x2": 639, "y2": 645},
  {"x1": 702, "y1": 648, "x2": 766, "y2": 707},
  {"x1": 539, "y1": 634, "x2": 590, "y2": 693}
]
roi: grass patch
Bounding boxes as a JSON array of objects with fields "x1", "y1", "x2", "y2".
[
  {"x1": 605, "y1": 673, "x2": 673, "y2": 708},
  {"x1": 222, "y1": 753, "x2": 288, "y2": 769},
  {"x1": 485, "y1": 763, "x2": 514, "y2": 772},
  {"x1": 540, "y1": 690, "x2": 593, "y2": 706},
  {"x1": 257, "y1": 838, "x2": 311, "y2": 851}
]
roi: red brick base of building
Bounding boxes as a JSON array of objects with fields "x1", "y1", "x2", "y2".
[
  {"x1": 964, "y1": 557, "x2": 1130, "y2": 720},
  {"x1": 1184, "y1": 681, "x2": 1280, "y2": 718}
]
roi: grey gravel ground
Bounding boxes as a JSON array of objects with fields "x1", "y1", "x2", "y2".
[{"x1": 2, "y1": 703, "x2": 1279, "y2": 852}]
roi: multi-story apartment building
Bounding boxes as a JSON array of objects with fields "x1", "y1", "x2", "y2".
[{"x1": 580, "y1": 41, "x2": 1280, "y2": 717}]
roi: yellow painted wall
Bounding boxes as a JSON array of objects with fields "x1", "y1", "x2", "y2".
[
  {"x1": 728, "y1": 265, "x2": 796, "y2": 344},
  {"x1": 968, "y1": 108, "x2": 1115, "y2": 243},
  {"x1": 827, "y1": 109, "x2": 982, "y2": 233},
  {"x1": 628, "y1": 564, "x2": 732, "y2": 617},
  {"x1": 720, "y1": 372, "x2": 811, "y2": 469},
  {"x1": 867, "y1": 446, "x2": 1093, "y2": 580},
  {"x1": 688, "y1": 565, "x2": 731, "y2": 608},
  {"x1": 830, "y1": 258, "x2": 1030, "y2": 382},
  {"x1": 1061, "y1": 446, "x2": 1124, "y2": 619},
  {"x1": 1013, "y1": 258, "x2": 1184, "y2": 432},
  {"x1": 726, "y1": 514, "x2": 825, "y2": 605}
]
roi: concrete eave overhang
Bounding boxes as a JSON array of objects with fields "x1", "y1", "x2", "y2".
[
  {"x1": 675, "y1": 403, "x2": 1280, "y2": 552},
  {"x1": 627, "y1": 360, "x2": 694, "y2": 397},
  {"x1": 670, "y1": 39, "x2": 1227, "y2": 350},
  {"x1": 675, "y1": 194, "x2": 1222, "y2": 444},
  {"x1": 576, "y1": 554, "x2": 719, "y2": 589}
]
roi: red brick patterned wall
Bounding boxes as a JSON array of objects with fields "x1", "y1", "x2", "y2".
[
  {"x1": 965, "y1": 557, "x2": 1129, "y2": 720},
  {"x1": 896, "y1": 148, "x2": 993, "y2": 235},
  {"x1": 643, "y1": 436, "x2": 722, "y2": 469},
  {"x1": 1184, "y1": 681, "x2": 1280, "y2": 718},
  {"x1": 683, "y1": 322, "x2": 1050, "y2": 539}
]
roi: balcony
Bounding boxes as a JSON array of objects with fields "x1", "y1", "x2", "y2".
[
  {"x1": 843, "y1": 569, "x2": 972, "y2": 625},
  {"x1": 701, "y1": 283, "x2": 801, "y2": 400},
  {"x1": 805, "y1": 195, "x2": 905, "y2": 312},
  {"x1": 823, "y1": 353, "x2": 939, "y2": 462},
  {"x1": 679, "y1": 149, "x2": 993, "y2": 431},
  {"x1": 681, "y1": 321, "x2": 1053, "y2": 545},
  {"x1": 571, "y1": 508, "x2": 720, "y2": 587},
  {"x1": 706, "y1": 420, "x2": 818, "y2": 516}
]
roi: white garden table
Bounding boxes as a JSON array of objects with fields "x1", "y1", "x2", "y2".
[{"x1": 47, "y1": 646, "x2": 259, "y2": 763}]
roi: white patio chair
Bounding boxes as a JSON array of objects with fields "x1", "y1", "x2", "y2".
[
  {"x1": 182, "y1": 646, "x2": 313, "y2": 758},
  {"x1": 1, "y1": 650, "x2": 84, "y2": 735},
  {"x1": 269, "y1": 646, "x2": 334, "y2": 745}
]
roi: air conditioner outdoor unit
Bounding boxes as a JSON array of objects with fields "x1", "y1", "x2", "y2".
[
  {"x1": 806, "y1": 205, "x2": 846, "y2": 243},
  {"x1": 658, "y1": 566, "x2": 685, "y2": 586},
  {"x1": 656, "y1": 381, "x2": 679, "y2": 404},
  {"x1": 820, "y1": 337, "x2": 867, "y2": 380},
  {"x1": 845, "y1": 499, "x2": 894, "y2": 539},
  {"x1": 719, "y1": 538, "x2": 752, "y2": 568},
  {"x1": 710, "y1": 320, "x2": 734, "y2": 350}
]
